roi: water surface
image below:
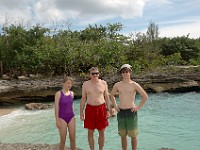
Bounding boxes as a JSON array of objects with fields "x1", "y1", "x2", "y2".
[{"x1": 0, "y1": 92, "x2": 200, "y2": 150}]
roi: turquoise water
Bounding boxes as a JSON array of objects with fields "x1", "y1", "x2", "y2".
[{"x1": 0, "y1": 92, "x2": 200, "y2": 150}]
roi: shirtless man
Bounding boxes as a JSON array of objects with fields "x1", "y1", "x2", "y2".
[
  {"x1": 80, "y1": 67, "x2": 110, "y2": 150},
  {"x1": 110, "y1": 64, "x2": 148, "y2": 150}
]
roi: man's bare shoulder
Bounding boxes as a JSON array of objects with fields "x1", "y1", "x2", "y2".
[
  {"x1": 100, "y1": 79, "x2": 108, "y2": 85},
  {"x1": 131, "y1": 81, "x2": 140, "y2": 87},
  {"x1": 114, "y1": 81, "x2": 122, "y2": 87},
  {"x1": 82, "y1": 80, "x2": 90, "y2": 86},
  {"x1": 83, "y1": 80, "x2": 90, "y2": 84}
]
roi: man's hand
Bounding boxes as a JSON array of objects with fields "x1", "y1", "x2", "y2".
[
  {"x1": 80, "y1": 113, "x2": 85, "y2": 121},
  {"x1": 107, "y1": 111, "x2": 110, "y2": 118},
  {"x1": 115, "y1": 106, "x2": 120, "y2": 112},
  {"x1": 131, "y1": 106, "x2": 139, "y2": 112}
]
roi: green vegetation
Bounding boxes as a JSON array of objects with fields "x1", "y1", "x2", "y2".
[{"x1": 0, "y1": 21, "x2": 200, "y2": 78}]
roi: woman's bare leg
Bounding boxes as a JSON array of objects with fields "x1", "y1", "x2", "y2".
[
  {"x1": 68, "y1": 117, "x2": 76, "y2": 150},
  {"x1": 59, "y1": 119, "x2": 67, "y2": 150}
]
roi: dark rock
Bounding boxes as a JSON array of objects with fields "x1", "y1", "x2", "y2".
[
  {"x1": 25, "y1": 103, "x2": 53, "y2": 110},
  {"x1": 145, "y1": 80, "x2": 199, "y2": 92},
  {"x1": 0, "y1": 66, "x2": 200, "y2": 105}
]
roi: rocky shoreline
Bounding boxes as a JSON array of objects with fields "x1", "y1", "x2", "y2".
[
  {"x1": 0, "y1": 142, "x2": 175, "y2": 150},
  {"x1": 0, "y1": 142, "x2": 82, "y2": 150},
  {"x1": 0, "y1": 66, "x2": 200, "y2": 106},
  {"x1": 1, "y1": 67, "x2": 195, "y2": 150}
]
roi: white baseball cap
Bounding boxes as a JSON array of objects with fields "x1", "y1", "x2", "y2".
[{"x1": 120, "y1": 64, "x2": 132, "y2": 71}]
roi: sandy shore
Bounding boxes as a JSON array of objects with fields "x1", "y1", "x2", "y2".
[
  {"x1": 0, "y1": 107, "x2": 18, "y2": 116},
  {"x1": 0, "y1": 143, "x2": 175, "y2": 150},
  {"x1": 0, "y1": 108, "x2": 84, "y2": 150},
  {"x1": 0, "y1": 143, "x2": 83, "y2": 150}
]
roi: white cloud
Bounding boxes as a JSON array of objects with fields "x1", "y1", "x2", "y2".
[
  {"x1": 0, "y1": 0, "x2": 199, "y2": 39},
  {"x1": 127, "y1": 18, "x2": 200, "y2": 39},
  {"x1": 145, "y1": 0, "x2": 172, "y2": 5},
  {"x1": 53, "y1": 0, "x2": 145, "y2": 18},
  {"x1": 159, "y1": 20, "x2": 200, "y2": 39},
  {"x1": 0, "y1": 0, "x2": 32, "y2": 26},
  {"x1": 0, "y1": 0, "x2": 27, "y2": 9},
  {"x1": 0, "y1": 0, "x2": 146, "y2": 26}
]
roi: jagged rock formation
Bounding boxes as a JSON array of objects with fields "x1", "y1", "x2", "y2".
[
  {"x1": 0, "y1": 66, "x2": 200, "y2": 106},
  {"x1": 0, "y1": 142, "x2": 82, "y2": 150},
  {"x1": 25, "y1": 103, "x2": 53, "y2": 110}
]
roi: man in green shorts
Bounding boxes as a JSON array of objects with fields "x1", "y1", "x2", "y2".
[{"x1": 110, "y1": 64, "x2": 148, "y2": 150}]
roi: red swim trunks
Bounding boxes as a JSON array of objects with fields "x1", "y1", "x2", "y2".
[{"x1": 84, "y1": 103, "x2": 108, "y2": 130}]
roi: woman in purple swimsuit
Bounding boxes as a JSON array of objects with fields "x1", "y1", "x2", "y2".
[{"x1": 55, "y1": 76, "x2": 76, "y2": 150}]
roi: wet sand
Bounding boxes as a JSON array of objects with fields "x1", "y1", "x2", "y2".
[
  {"x1": 0, "y1": 108, "x2": 83, "y2": 150},
  {"x1": 0, "y1": 107, "x2": 18, "y2": 116},
  {"x1": 0, "y1": 143, "x2": 83, "y2": 150}
]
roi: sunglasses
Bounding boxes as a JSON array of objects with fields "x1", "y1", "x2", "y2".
[
  {"x1": 91, "y1": 72, "x2": 99, "y2": 75},
  {"x1": 121, "y1": 71, "x2": 129, "y2": 74}
]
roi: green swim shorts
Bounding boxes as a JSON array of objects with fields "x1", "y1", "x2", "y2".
[{"x1": 117, "y1": 109, "x2": 138, "y2": 137}]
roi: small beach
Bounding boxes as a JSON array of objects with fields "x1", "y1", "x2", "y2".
[
  {"x1": 0, "y1": 143, "x2": 83, "y2": 150},
  {"x1": 0, "y1": 107, "x2": 18, "y2": 116}
]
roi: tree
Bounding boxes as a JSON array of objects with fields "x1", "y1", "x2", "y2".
[
  {"x1": 0, "y1": 36, "x2": 4, "y2": 77},
  {"x1": 1, "y1": 21, "x2": 200, "y2": 78},
  {"x1": 146, "y1": 21, "x2": 159, "y2": 42},
  {"x1": 160, "y1": 37, "x2": 200, "y2": 62}
]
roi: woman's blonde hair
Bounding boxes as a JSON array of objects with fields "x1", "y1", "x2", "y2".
[{"x1": 63, "y1": 76, "x2": 74, "y2": 84}]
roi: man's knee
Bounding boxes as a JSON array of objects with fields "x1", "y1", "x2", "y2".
[
  {"x1": 131, "y1": 137, "x2": 137, "y2": 142},
  {"x1": 88, "y1": 129, "x2": 94, "y2": 135},
  {"x1": 98, "y1": 130, "x2": 105, "y2": 136}
]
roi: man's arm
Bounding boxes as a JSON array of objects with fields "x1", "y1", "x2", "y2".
[
  {"x1": 104, "y1": 81, "x2": 110, "y2": 114},
  {"x1": 110, "y1": 83, "x2": 120, "y2": 112},
  {"x1": 133, "y1": 82, "x2": 148, "y2": 111},
  {"x1": 80, "y1": 83, "x2": 87, "y2": 121}
]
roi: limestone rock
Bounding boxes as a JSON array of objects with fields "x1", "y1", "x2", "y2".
[{"x1": 25, "y1": 103, "x2": 53, "y2": 110}]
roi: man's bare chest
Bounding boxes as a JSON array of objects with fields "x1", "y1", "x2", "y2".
[
  {"x1": 86, "y1": 83, "x2": 105, "y2": 94},
  {"x1": 118, "y1": 84, "x2": 135, "y2": 94}
]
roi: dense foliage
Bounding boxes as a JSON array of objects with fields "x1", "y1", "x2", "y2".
[{"x1": 0, "y1": 22, "x2": 200, "y2": 78}]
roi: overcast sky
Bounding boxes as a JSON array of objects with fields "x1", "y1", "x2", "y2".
[{"x1": 0, "y1": 0, "x2": 200, "y2": 38}]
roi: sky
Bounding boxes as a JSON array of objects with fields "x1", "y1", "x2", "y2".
[{"x1": 0, "y1": 0, "x2": 200, "y2": 39}]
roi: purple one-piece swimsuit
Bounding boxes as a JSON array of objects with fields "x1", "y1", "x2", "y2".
[{"x1": 59, "y1": 91, "x2": 74, "y2": 124}]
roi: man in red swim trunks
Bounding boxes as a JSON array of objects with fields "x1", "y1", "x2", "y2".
[{"x1": 80, "y1": 67, "x2": 110, "y2": 150}]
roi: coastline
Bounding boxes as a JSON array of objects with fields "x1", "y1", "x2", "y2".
[
  {"x1": 1, "y1": 66, "x2": 200, "y2": 107},
  {"x1": 0, "y1": 107, "x2": 18, "y2": 117},
  {"x1": 1, "y1": 93, "x2": 196, "y2": 150},
  {"x1": 0, "y1": 143, "x2": 83, "y2": 150}
]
